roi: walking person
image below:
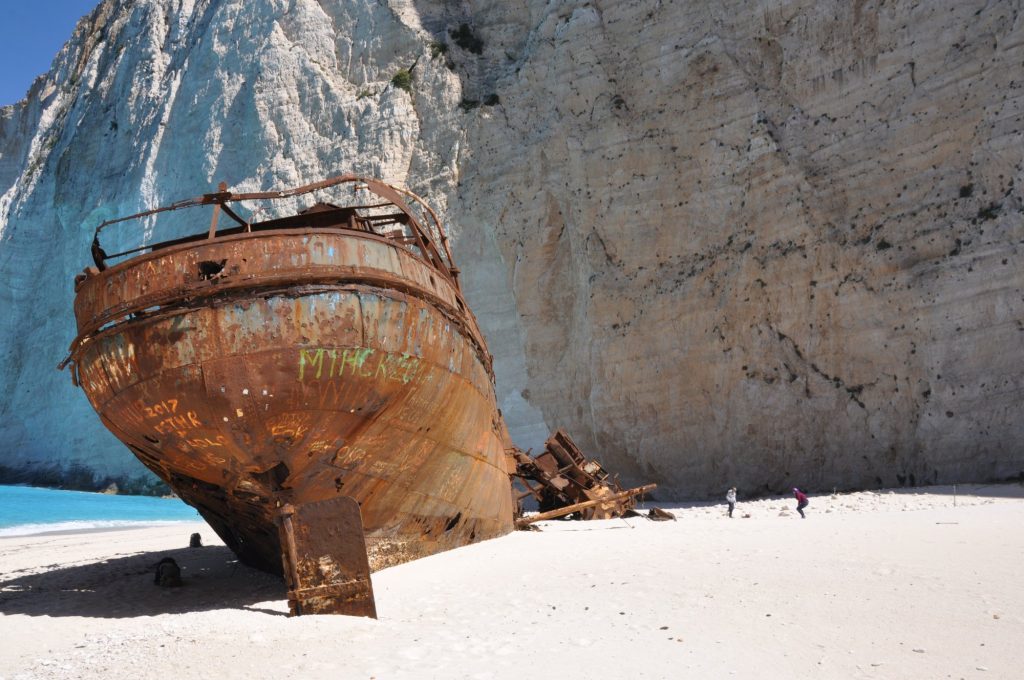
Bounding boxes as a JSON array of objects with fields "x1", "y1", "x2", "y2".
[
  {"x1": 793, "y1": 487, "x2": 809, "y2": 518},
  {"x1": 726, "y1": 486, "x2": 737, "y2": 518}
]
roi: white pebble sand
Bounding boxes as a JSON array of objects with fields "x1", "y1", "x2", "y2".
[{"x1": 2, "y1": 483, "x2": 1022, "y2": 679}]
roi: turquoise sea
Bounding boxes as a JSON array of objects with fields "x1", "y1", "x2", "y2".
[{"x1": 0, "y1": 485, "x2": 201, "y2": 536}]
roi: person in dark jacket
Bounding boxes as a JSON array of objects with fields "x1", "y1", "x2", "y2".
[
  {"x1": 726, "y1": 487, "x2": 737, "y2": 518},
  {"x1": 793, "y1": 488, "x2": 809, "y2": 518}
]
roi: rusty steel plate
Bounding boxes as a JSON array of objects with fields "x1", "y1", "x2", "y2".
[{"x1": 278, "y1": 497, "x2": 376, "y2": 617}]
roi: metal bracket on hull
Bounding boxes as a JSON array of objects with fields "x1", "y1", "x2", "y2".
[{"x1": 276, "y1": 497, "x2": 377, "y2": 618}]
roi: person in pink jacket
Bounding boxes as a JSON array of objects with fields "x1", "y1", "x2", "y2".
[{"x1": 793, "y1": 488, "x2": 809, "y2": 518}]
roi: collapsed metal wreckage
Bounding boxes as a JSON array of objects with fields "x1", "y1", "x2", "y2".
[
  {"x1": 510, "y1": 430, "x2": 655, "y2": 527},
  {"x1": 60, "y1": 174, "x2": 654, "y2": 617}
]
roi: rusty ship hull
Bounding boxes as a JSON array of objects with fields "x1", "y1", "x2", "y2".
[{"x1": 64, "y1": 177, "x2": 514, "y2": 583}]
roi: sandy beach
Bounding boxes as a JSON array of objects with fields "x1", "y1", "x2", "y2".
[{"x1": 2, "y1": 483, "x2": 1022, "y2": 679}]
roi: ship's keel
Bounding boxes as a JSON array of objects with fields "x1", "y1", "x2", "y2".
[{"x1": 276, "y1": 497, "x2": 377, "y2": 618}]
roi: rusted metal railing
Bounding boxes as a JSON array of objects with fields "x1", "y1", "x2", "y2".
[{"x1": 90, "y1": 175, "x2": 460, "y2": 288}]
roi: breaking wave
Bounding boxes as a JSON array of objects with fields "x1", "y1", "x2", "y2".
[{"x1": 0, "y1": 519, "x2": 197, "y2": 537}]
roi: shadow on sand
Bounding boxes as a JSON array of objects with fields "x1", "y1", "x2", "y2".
[{"x1": 0, "y1": 545, "x2": 287, "y2": 618}]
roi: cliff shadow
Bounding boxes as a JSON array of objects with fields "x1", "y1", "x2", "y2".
[
  {"x1": 0, "y1": 545, "x2": 287, "y2": 618},
  {"x1": 789, "y1": 482, "x2": 1024, "y2": 502},
  {"x1": 857, "y1": 482, "x2": 1024, "y2": 501}
]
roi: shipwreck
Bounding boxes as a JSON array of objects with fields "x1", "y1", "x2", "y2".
[{"x1": 60, "y1": 175, "x2": 651, "y2": 617}]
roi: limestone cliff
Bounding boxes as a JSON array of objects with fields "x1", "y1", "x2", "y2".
[{"x1": 1, "y1": 0, "x2": 1021, "y2": 497}]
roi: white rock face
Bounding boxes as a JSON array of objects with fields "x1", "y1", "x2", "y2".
[{"x1": 0, "y1": 0, "x2": 1021, "y2": 496}]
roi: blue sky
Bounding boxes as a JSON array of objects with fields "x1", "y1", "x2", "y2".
[{"x1": 0, "y1": 1, "x2": 100, "y2": 106}]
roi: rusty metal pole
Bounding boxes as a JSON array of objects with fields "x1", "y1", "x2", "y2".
[
  {"x1": 515, "y1": 484, "x2": 657, "y2": 527},
  {"x1": 276, "y1": 503, "x2": 303, "y2": 615},
  {"x1": 207, "y1": 182, "x2": 227, "y2": 239}
]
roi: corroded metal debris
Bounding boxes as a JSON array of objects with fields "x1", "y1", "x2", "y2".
[
  {"x1": 646, "y1": 507, "x2": 676, "y2": 521},
  {"x1": 510, "y1": 430, "x2": 655, "y2": 526}
]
